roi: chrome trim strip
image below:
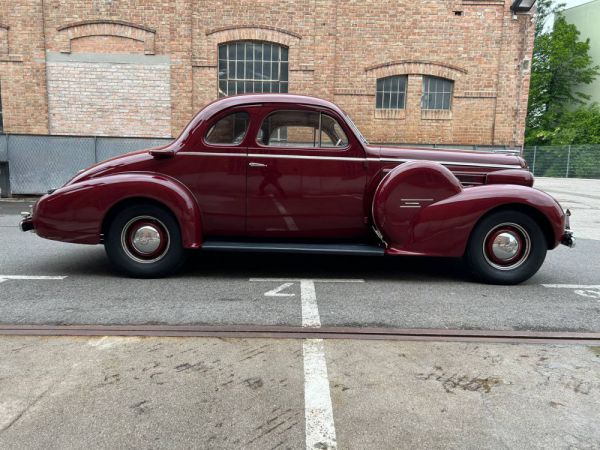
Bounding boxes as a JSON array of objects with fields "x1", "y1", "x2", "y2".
[
  {"x1": 177, "y1": 152, "x2": 521, "y2": 169},
  {"x1": 401, "y1": 198, "x2": 433, "y2": 201},
  {"x1": 248, "y1": 153, "x2": 365, "y2": 162},
  {"x1": 379, "y1": 158, "x2": 521, "y2": 169},
  {"x1": 178, "y1": 152, "x2": 246, "y2": 157}
]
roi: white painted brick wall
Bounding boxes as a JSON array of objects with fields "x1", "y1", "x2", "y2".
[{"x1": 47, "y1": 62, "x2": 171, "y2": 137}]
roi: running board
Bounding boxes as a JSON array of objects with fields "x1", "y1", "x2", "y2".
[{"x1": 201, "y1": 240, "x2": 385, "y2": 256}]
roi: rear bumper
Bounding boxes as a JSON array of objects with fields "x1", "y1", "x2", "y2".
[{"x1": 19, "y1": 212, "x2": 34, "y2": 232}]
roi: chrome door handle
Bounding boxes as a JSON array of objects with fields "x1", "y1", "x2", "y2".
[{"x1": 249, "y1": 162, "x2": 267, "y2": 168}]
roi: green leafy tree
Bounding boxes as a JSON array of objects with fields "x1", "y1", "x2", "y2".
[
  {"x1": 525, "y1": 5, "x2": 599, "y2": 144},
  {"x1": 548, "y1": 105, "x2": 600, "y2": 145}
]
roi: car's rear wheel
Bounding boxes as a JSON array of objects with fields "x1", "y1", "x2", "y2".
[
  {"x1": 465, "y1": 210, "x2": 547, "y2": 285},
  {"x1": 105, "y1": 204, "x2": 185, "y2": 278}
]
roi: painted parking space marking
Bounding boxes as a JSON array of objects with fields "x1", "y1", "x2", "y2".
[
  {"x1": 252, "y1": 278, "x2": 364, "y2": 450},
  {"x1": 264, "y1": 282, "x2": 296, "y2": 297},
  {"x1": 542, "y1": 284, "x2": 600, "y2": 300},
  {"x1": 0, "y1": 275, "x2": 67, "y2": 284},
  {"x1": 300, "y1": 280, "x2": 320, "y2": 328},
  {"x1": 251, "y1": 278, "x2": 365, "y2": 283},
  {"x1": 303, "y1": 338, "x2": 337, "y2": 450}
]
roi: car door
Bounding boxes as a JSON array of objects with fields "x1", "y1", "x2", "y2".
[
  {"x1": 246, "y1": 107, "x2": 369, "y2": 239},
  {"x1": 173, "y1": 108, "x2": 250, "y2": 236}
]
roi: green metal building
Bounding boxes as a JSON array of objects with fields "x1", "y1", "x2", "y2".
[{"x1": 563, "y1": 0, "x2": 600, "y2": 105}]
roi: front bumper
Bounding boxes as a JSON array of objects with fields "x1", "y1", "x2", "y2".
[
  {"x1": 560, "y1": 209, "x2": 575, "y2": 248},
  {"x1": 19, "y1": 212, "x2": 34, "y2": 232},
  {"x1": 561, "y1": 230, "x2": 575, "y2": 248}
]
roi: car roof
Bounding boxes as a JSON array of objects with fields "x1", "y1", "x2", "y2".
[
  {"x1": 198, "y1": 93, "x2": 345, "y2": 119},
  {"x1": 174, "y1": 94, "x2": 350, "y2": 146}
]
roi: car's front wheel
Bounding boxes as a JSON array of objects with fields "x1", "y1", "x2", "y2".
[
  {"x1": 105, "y1": 203, "x2": 185, "y2": 278},
  {"x1": 465, "y1": 210, "x2": 547, "y2": 285}
]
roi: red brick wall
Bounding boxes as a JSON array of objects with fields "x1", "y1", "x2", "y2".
[{"x1": 0, "y1": 0, "x2": 534, "y2": 146}]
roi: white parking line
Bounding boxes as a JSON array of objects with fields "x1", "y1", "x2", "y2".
[
  {"x1": 0, "y1": 275, "x2": 67, "y2": 283},
  {"x1": 264, "y1": 282, "x2": 296, "y2": 297},
  {"x1": 252, "y1": 278, "x2": 363, "y2": 450},
  {"x1": 542, "y1": 284, "x2": 600, "y2": 300},
  {"x1": 542, "y1": 284, "x2": 600, "y2": 289},
  {"x1": 300, "y1": 280, "x2": 321, "y2": 328},
  {"x1": 303, "y1": 338, "x2": 337, "y2": 450},
  {"x1": 251, "y1": 278, "x2": 364, "y2": 283}
]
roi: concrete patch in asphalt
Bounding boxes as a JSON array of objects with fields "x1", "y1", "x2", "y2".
[
  {"x1": 0, "y1": 336, "x2": 599, "y2": 449},
  {"x1": 327, "y1": 340, "x2": 600, "y2": 449},
  {"x1": 0, "y1": 336, "x2": 305, "y2": 450}
]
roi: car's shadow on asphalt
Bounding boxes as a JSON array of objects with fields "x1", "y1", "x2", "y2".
[
  {"x1": 18, "y1": 243, "x2": 471, "y2": 283},
  {"x1": 180, "y1": 251, "x2": 471, "y2": 284}
]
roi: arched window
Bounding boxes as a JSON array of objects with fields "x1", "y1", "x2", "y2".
[
  {"x1": 218, "y1": 41, "x2": 288, "y2": 97},
  {"x1": 376, "y1": 75, "x2": 407, "y2": 109},
  {"x1": 422, "y1": 76, "x2": 453, "y2": 110}
]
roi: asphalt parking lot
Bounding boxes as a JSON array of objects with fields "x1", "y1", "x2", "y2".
[
  {"x1": 1, "y1": 177, "x2": 599, "y2": 449},
  {"x1": 0, "y1": 179, "x2": 599, "y2": 331}
]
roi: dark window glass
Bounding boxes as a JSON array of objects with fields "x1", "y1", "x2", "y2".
[
  {"x1": 205, "y1": 112, "x2": 250, "y2": 145},
  {"x1": 218, "y1": 41, "x2": 289, "y2": 97},
  {"x1": 258, "y1": 110, "x2": 348, "y2": 149},
  {"x1": 422, "y1": 76, "x2": 453, "y2": 110},
  {"x1": 375, "y1": 76, "x2": 407, "y2": 110},
  {"x1": 320, "y1": 114, "x2": 348, "y2": 148}
]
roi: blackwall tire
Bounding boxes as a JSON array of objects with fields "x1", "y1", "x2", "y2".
[
  {"x1": 105, "y1": 204, "x2": 186, "y2": 278},
  {"x1": 465, "y1": 210, "x2": 547, "y2": 285}
]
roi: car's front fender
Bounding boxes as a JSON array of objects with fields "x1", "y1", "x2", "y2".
[
  {"x1": 33, "y1": 172, "x2": 203, "y2": 248},
  {"x1": 386, "y1": 184, "x2": 565, "y2": 257}
]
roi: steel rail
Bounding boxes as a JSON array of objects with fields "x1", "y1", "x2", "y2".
[{"x1": 0, "y1": 324, "x2": 599, "y2": 344}]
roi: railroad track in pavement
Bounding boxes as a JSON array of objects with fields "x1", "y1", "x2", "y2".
[{"x1": 1, "y1": 324, "x2": 599, "y2": 344}]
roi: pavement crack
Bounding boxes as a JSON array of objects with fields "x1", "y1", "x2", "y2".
[{"x1": 0, "y1": 384, "x2": 53, "y2": 434}]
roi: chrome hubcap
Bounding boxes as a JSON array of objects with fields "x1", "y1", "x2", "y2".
[
  {"x1": 121, "y1": 216, "x2": 170, "y2": 264},
  {"x1": 491, "y1": 232, "x2": 520, "y2": 261},
  {"x1": 131, "y1": 225, "x2": 162, "y2": 254},
  {"x1": 483, "y1": 223, "x2": 531, "y2": 271}
]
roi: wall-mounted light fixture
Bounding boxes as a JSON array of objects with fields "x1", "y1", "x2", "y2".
[{"x1": 510, "y1": 0, "x2": 536, "y2": 13}]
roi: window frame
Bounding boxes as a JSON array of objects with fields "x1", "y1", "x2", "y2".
[
  {"x1": 421, "y1": 76, "x2": 454, "y2": 111},
  {"x1": 375, "y1": 75, "x2": 408, "y2": 110},
  {"x1": 255, "y1": 109, "x2": 351, "y2": 151},
  {"x1": 217, "y1": 41, "x2": 289, "y2": 98}
]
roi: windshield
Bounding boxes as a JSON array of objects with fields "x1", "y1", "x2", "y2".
[{"x1": 343, "y1": 111, "x2": 369, "y2": 145}]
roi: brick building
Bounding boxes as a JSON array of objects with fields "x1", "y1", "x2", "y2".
[{"x1": 0, "y1": 0, "x2": 535, "y2": 146}]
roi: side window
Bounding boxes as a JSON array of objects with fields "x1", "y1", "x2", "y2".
[
  {"x1": 320, "y1": 114, "x2": 348, "y2": 148},
  {"x1": 258, "y1": 110, "x2": 348, "y2": 148},
  {"x1": 205, "y1": 112, "x2": 250, "y2": 145}
]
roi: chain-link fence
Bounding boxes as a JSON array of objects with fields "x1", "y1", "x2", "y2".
[
  {"x1": 0, "y1": 133, "x2": 172, "y2": 196},
  {"x1": 523, "y1": 145, "x2": 600, "y2": 179},
  {"x1": 2, "y1": 134, "x2": 598, "y2": 196}
]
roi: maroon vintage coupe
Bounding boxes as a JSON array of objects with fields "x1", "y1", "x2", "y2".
[{"x1": 20, "y1": 94, "x2": 574, "y2": 284}]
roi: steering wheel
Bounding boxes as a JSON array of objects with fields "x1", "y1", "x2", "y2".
[{"x1": 335, "y1": 138, "x2": 343, "y2": 147}]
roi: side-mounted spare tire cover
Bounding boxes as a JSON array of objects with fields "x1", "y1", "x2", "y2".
[{"x1": 373, "y1": 161, "x2": 462, "y2": 248}]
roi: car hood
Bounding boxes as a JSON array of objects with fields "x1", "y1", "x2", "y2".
[{"x1": 368, "y1": 145, "x2": 527, "y2": 169}]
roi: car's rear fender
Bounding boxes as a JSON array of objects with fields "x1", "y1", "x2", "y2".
[
  {"x1": 33, "y1": 172, "x2": 203, "y2": 248},
  {"x1": 372, "y1": 162, "x2": 565, "y2": 257}
]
